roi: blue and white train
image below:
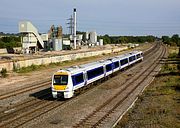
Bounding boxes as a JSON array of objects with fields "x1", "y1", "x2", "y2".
[{"x1": 51, "y1": 51, "x2": 143, "y2": 98}]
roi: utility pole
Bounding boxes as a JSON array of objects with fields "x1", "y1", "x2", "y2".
[
  {"x1": 66, "y1": 8, "x2": 77, "y2": 49},
  {"x1": 66, "y1": 15, "x2": 73, "y2": 35}
]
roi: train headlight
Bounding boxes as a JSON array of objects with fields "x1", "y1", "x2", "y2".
[{"x1": 66, "y1": 86, "x2": 69, "y2": 90}]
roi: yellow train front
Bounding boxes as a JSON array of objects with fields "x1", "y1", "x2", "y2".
[{"x1": 52, "y1": 70, "x2": 74, "y2": 98}]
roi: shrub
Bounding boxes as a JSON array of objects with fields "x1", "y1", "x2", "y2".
[
  {"x1": 0, "y1": 68, "x2": 7, "y2": 78},
  {"x1": 169, "y1": 52, "x2": 177, "y2": 58}
]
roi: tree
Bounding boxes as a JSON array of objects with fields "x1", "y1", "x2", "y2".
[
  {"x1": 0, "y1": 36, "x2": 21, "y2": 48},
  {"x1": 146, "y1": 36, "x2": 155, "y2": 42},
  {"x1": 102, "y1": 34, "x2": 111, "y2": 44},
  {"x1": 171, "y1": 34, "x2": 180, "y2": 46},
  {"x1": 171, "y1": 34, "x2": 180, "y2": 58},
  {"x1": 119, "y1": 36, "x2": 128, "y2": 43},
  {"x1": 162, "y1": 36, "x2": 170, "y2": 45}
]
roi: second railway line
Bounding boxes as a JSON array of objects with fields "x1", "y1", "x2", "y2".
[
  {"x1": 0, "y1": 42, "x2": 165, "y2": 128},
  {"x1": 0, "y1": 43, "x2": 156, "y2": 101},
  {"x1": 73, "y1": 44, "x2": 167, "y2": 128}
]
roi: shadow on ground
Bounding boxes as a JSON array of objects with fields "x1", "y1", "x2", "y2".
[
  {"x1": 29, "y1": 88, "x2": 67, "y2": 101},
  {"x1": 29, "y1": 87, "x2": 53, "y2": 101},
  {"x1": 29, "y1": 87, "x2": 66, "y2": 101}
]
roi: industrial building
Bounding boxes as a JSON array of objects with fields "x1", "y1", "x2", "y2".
[
  {"x1": 67, "y1": 8, "x2": 103, "y2": 48},
  {"x1": 48, "y1": 25, "x2": 63, "y2": 51},
  {"x1": 19, "y1": 21, "x2": 48, "y2": 54},
  {"x1": 19, "y1": 8, "x2": 103, "y2": 54},
  {"x1": 19, "y1": 21, "x2": 64, "y2": 53}
]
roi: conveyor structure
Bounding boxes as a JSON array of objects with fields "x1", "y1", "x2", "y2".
[{"x1": 19, "y1": 21, "x2": 45, "y2": 53}]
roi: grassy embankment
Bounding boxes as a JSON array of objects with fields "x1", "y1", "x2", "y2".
[
  {"x1": 14, "y1": 44, "x2": 151, "y2": 73},
  {"x1": 5, "y1": 42, "x2": 151, "y2": 74},
  {"x1": 116, "y1": 46, "x2": 180, "y2": 128},
  {"x1": 14, "y1": 56, "x2": 98, "y2": 73},
  {"x1": 13, "y1": 47, "x2": 132, "y2": 73}
]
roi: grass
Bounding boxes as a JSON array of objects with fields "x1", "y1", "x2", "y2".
[
  {"x1": 14, "y1": 55, "x2": 99, "y2": 73},
  {"x1": 13, "y1": 43, "x2": 149, "y2": 74},
  {"x1": 116, "y1": 46, "x2": 180, "y2": 128},
  {"x1": 15, "y1": 64, "x2": 46, "y2": 73},
  {"x1": 14, "y1": 48, "x2": 126, "y2": 74}
]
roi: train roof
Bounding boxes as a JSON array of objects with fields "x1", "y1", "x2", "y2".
[
  {"x1": 116, "y1": 54, "x2": 129, "y2": 59},
  {"x1": 55, "y1": 50, "x2": 143, "y2": 74},
  {"x1": 116, "y1": 51, "x2": 142, "y2": 59},
  {"x1": 55, "y1": 66, "x2": 85, "y2": 75},
  {"x1": 80, "y1": 61, "x2": 104, "y2": 68},
  {"x1": 130, "y1": 50, "x2": 142, "y2": 54},
  {"x1": 58, "y1": 61, "x2": 104, "y2": 74}
]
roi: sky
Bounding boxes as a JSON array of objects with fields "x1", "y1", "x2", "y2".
[{"x1": 0, "y1": 0, "x2": 180, "y2": 36}]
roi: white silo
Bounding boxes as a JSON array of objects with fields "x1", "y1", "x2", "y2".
[
  {"x1": 86, "y1": 32, "x2": 89, "y2": 40},
  {"x1": 99, "y1": 39, "x2": 103, "y2": 46},
  {"x1": 89, "y1": 31, "x2": 97, "y2": 44},
  {"x1": 53, "y1": 38, "x2": 62, "y2": 51}
]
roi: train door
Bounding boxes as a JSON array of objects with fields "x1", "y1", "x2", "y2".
[{"x1": 83, "y1": 71, "x2": 88, "y2": 86}]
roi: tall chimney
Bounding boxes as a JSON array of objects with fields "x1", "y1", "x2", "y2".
[{"x1": 73, "y1": 8, "x2": 77, "y2": 49}]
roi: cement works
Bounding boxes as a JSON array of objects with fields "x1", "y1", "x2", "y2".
[{"x1": 19, "y1": 8, "x2": 103, "y2": 54}]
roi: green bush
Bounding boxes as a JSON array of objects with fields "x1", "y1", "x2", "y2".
[
  {"x1": 0, "y1": 36, "x2": 21, "y2": 48},
  {"x1": 0, "y1": 68, "x2": 7, "y2": 78},
  {"x1": 169, "y1": 52, "x2": 177, "y2": 58},
  {"x1": 16, "y1": 64, "x2": 40, "y2": 73}
]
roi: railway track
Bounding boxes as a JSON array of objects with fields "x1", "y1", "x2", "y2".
[
  {"x1": 0, "y1": 80, "x2": 51, "y2": 100},
  {"x1": 0, "y1": 43, "x2": 161, "y2": 128},
  {"x1": 73, "y1": 44, "x2": 166, "y2": 128},
  {"x1": 0, "y1": 100, "x2": 65, "y2": 128},
  {"x1": 0, "y1": 43, "x2": 158, "y2": 101},
  {"x1": 0, "y1": 91, "x2": 51, "y2": 122}
]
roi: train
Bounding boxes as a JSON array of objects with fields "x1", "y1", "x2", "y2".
[{"x1": 51, "y1": 51, "x2": 143, "y2": 99}]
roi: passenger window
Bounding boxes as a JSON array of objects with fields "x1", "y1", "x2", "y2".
[
  {"x1": 114, "y1": 61, "x2": 119, "y2": 68},
  {"x1": 87, "y1": 67, "x2": 104, "y2": 80},
  {"x1": 72, "y1": 73, "x2": 84, "y2": 85},
  {"x1": 120, "y1": 59, "x2": 128, "y2": 65},
  {"x1": 106, "y1": 64, "x2": 112, "y2": 72}
]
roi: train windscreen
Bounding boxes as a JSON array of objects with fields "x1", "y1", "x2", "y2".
[{"x1": 53, "y1": 75, "x2": 68, "y2": 85}]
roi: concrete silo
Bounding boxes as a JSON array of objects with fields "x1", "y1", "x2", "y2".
[
  {"x1": 99, "y1": 39, "x2": 104, "y2": 46},
  {"x1": 89, "y1": 31, "x2": 97, "y2": 44},
  {"x1": 53, "y1": 38, "x2": 63, "y2": 51}
]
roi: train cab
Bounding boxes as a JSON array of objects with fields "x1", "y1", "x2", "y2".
[{"x1": 52, "y1": 70, "x2": 74, "y2": 98}]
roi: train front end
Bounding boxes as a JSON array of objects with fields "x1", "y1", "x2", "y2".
[{"x1": 51, "y1": 70, "x2": 74, "y2": 98}]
